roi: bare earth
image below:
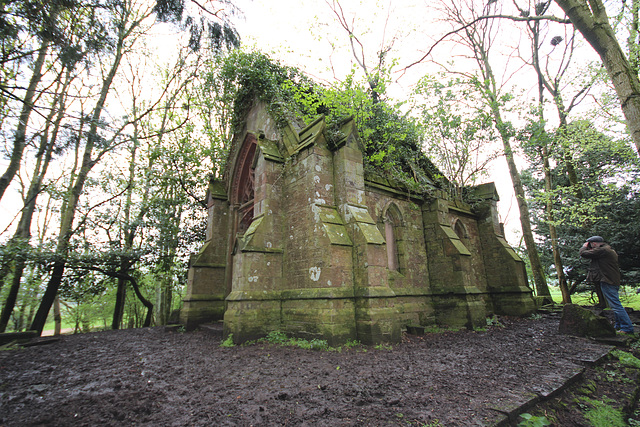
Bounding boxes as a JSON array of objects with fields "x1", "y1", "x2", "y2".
[{"x1": 0, "y1": 313, "x2": 637, "y2": 426}]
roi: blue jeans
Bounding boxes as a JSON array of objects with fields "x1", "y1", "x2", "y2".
[{"x1": 600, "y1": 282, "x2": 634, "y2": 333}]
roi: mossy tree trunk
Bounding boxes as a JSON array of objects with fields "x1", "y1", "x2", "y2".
[
  {"x1": 554, "y1": 0, "x2": 640, "y2": 155},
  {"x1": 449, "y1": 1, "x2": 553, "y2": 302}
]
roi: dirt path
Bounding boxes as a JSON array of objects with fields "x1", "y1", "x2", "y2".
[{"x1": 0, "y1": 314, "x2": 635, "y2": 426}]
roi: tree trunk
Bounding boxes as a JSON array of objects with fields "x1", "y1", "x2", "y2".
[
  {"x1": 123, "y1": 273, "x2": 153, "y2": 327},
  {"x1": 594, "y1": 283, "x2": 607, "y2": 308},
  {"x1": 443, "y1": 0, "x2": 553, "y2": 301},
  {"x1": 500, "y1": 127, "x2": 552, "y2": 301},
  {"x1": 0, "y1": 69, "x2": 70, "y2": 322},
  {"x1": 53, "y1": 296, "x2": 61, "y2": 336},
  {"x1": 554, "y1": 107, "x2": 583, "y2": 198},
  {"x1": 0, "y1": 114, "x2": 59, "y2": 332},
  {"x1": 154, "y1": 197, "x2": 181, "y2": 326},
  {"x1": 155, "y1": 272, "x2": 174, "y2": 325},
  {"x1": 155, "y1": 280, "x2": 168, "y2": 326},
  {"x1": 0, "y1": 257, "x2": 26, "y2": 332},
  {"x1": 0, "y1": 263, "x2": 10, "y2": 296},
  {"x1": 111, "y1": 130, "x2": 139, "y2": 330},
  {"x1": 31, "y1": 260, "x2": 66, "y2": 334},
  {"x1": 554, "y1": 0, "x2": 640, "y2": 155},
  {"x1": 629, "y1": 0, "x2": 640, "y2": 74},
  {"x1": 479, "y1": 61, "x2": 553, "y2": 301},
  {"x1": 112, "y1": 278, "x2": 127, "y2": 329},
  {"x1": 528, "y1": 14, "x2": 571, "y2": 305},
  {"x1": 543, "y1": 147, "x2": 571, "y2": 303},
  {"x1": 30, "y1": 25, "x2": 127, "y2": 335},
  {"x1": 0, "y1": 41, "x2": 49, "y2": 202}
]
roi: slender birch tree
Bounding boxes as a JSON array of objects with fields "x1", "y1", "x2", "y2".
[{"x1": 435, "y1": 0, "x2": 553, "y2": 300}]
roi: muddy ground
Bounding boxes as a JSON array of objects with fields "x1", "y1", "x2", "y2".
[{"x1": 0, "y1": 312, "x2": 638, "y2": 426}]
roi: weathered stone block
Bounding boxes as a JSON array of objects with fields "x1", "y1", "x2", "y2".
[
  {"x1": 180, "y1": 297, "x2": 225, "y2": 331},
  {"x1": 224, "y1": 299, "x2": 282, "y2": 343},
  {"x1": 490, "y1": 291, "x2": 537, "y2": 316},
  {"x1": 559, "y1": 304, "x2": 616, "y2": 338},
  {"x1": 281, "y1": 298, "x2": 357, "y2": 344}
]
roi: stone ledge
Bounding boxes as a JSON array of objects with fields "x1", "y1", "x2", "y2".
[
  {"x1": 490, "y1": 350, "x2": 614, "y2": 426},
  {"x1": 183, "y1": 293, "x2": 226, "y2": 302}
]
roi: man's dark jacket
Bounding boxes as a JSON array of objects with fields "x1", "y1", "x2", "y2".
[{"x1": 579, "y1": 243, "x2": 621, "y2": 286}]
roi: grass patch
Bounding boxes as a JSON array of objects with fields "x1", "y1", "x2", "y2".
[
  {"x1": 548, "y1": 286, "x2": 640, "y2": 310},
  {"x1": 518, "y1": 412, "x2": 552, "y2": 426},
  {"x1": 575, "y1": 379, "x2": 598, "y2": 395},
  {"x1": 422, "y1": 325, "x2": 464, "y2": 334},
  {"x1": 255, "y1": 330, "x2": 364, "y2": 352},
  {"x1": 374, "y1": 343, "x2": 393, "y2": 350},
  {"x1": 611, "y1": 349, "x2": 640, "y2": 369},
  {"x1": 42, "y1": 320, "x2": 82, "y2": 332},
  {"x1": 579, "y1": 396, "x2": 626, "y2": 427},
  {"x1": 225, "y1": 331, "x2": 367, "y2": 352}
]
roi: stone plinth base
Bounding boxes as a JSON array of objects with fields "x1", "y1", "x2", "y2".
[{"x1": 180, "y1": 294, "x2": 225, "y2": 331}]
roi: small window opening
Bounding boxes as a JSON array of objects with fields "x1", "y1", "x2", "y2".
[{"x1": 385, "y1": 207, "x2": 401, "y2": 271}]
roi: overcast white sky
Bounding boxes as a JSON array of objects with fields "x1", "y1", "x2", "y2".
[{"x1": 232, "y1": 0, "x2": 430, "y2": 85}]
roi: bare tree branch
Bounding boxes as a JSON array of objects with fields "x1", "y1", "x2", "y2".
[{"x1": 400, "y1": 13, "x2": 571, "y2": 75}]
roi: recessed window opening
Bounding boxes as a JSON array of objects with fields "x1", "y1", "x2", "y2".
[
  {"x1": 233, "y1": 135, "x2": 257, "y2": 235},
  {"x1": 453, "y1": 219, "x2": 470, "y2": 249},
  {"x1": 384, "y1": 205, "x2": 402, "y2": 271}
]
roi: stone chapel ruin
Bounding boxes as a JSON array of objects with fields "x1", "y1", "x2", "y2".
[{"x1": 180, "y1": 101, "x2": 537, "y2": 344}]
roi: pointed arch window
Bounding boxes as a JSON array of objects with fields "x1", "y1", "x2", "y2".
[
  {"x1": 384, "y1": 205, "x2": 402, "y2": 271},
  {"x1": 453, "y1": 219, "x2": 470, "y2": 249},
  {"x1": 232, "y1": 134, "x2": 257, "y2": 235}
]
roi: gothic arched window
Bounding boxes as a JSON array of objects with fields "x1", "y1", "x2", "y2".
[
  {"x1": 453, "y1": 219, "x2": 470, "y2": 249},
  {"x1": 232, "y1": 134, "x2": 257, "y2": 235},
  {"x1": 384, "y1": 205, "x2": 402, "y2": 271}
]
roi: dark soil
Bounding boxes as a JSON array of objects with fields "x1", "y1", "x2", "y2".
[{"x1": 0, "y1": 313, "x2": 638, "y2": 427}]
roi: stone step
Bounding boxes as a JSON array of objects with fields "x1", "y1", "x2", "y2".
[{"x1": 199, "y1": 323, "x2": 224, "y2": 337}]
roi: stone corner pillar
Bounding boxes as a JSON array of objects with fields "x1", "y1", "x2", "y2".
[
  {"x1": 421, "y1": 198, "x2": 486, "y2": 329},
  {"x1": 469, "y1": 183, "x2": 537, "y2": 317},
  {"x1": 332, "y1": 119, "x2": 400, "y2": 343},
  {"x1": 181, "y1": 183, "x2": 230, "y2": 330}
]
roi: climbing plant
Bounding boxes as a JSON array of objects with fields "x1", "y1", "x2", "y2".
[{"x1": 210, "y1": 50, "x2": 443, "y2": 194}]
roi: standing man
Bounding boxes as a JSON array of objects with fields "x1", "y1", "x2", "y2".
[{"x1": 580, "y1": 236, "x2": 635, "y2": 334}]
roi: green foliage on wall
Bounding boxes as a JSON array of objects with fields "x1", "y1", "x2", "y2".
[{"x1": 213, "y1": 50, "x2": 443, "y2": 194}]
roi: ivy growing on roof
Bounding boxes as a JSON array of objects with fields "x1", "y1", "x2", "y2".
[{"x1": 216, "y1": 49, "x2": 444, "y2": 194}]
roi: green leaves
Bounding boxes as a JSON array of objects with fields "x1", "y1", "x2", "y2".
[
  {"x1": 205, "y1": 50, "x2": 440, "y2": 194},
  {"x1": 521, "y1": 115, "x2": 640, "y2": 283},
  {"x1": 214, "y1": 50, "x2": 316, "y2": 132},
  {"x1": 414, "y1": 74, "x2": 500, "y2": 199}
]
